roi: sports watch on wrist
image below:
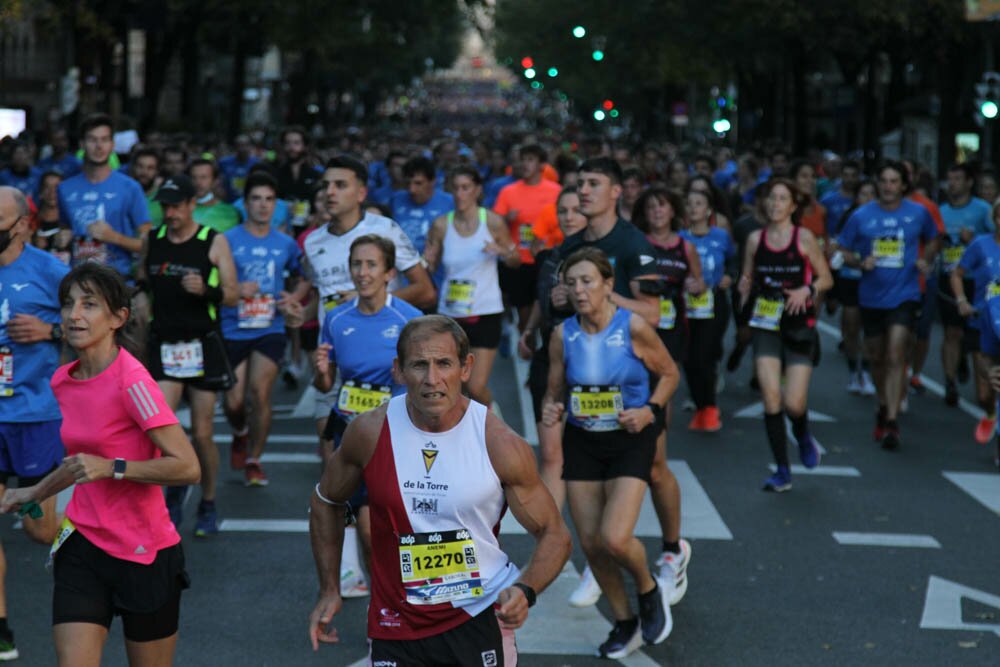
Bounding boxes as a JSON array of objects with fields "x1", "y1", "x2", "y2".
[
  {"x1": 113, "y1": 458, "x2": 127, "y2": 480},
  {"x1": 50, "y1": 323, "x2": 62, "y2": 341}
]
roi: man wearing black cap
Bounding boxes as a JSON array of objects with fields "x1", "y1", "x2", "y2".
[{"x1": 137, "y1": 174, "x2": 239, "y2": 537}]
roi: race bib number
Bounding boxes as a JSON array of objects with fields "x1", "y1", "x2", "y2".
[
  {"x1": 237, "y1": 294, "x2": 276, "y2": 329},
  {"x1": 872, "y1": 236, "x2": 904, "y2": 269},
  {"x1": 685, "y1": 290, "x2": 714, "y2": 319},
  {"x1": 987, "y1": 281, "x2": 1000, "y2": 302},
  {"x1": 72, "y1": 238, "x2": 108, "y2": 266},
  {"x1": 232, "y1": 176, "x2": 246, "y2": 194},
  {"x1": 658, "y1": 298, "x2": 677, "y2": 330},
  {"x1": 749, "y1": 296, "x2": 785, "y2": 331},
  {"x1": 569, "y1": 384, "x2": 623, "y2": 431},
  {"x1": 292, "y1": 200, "x2": 309, "y2": 227},
  {"x1": 322, "y1": 293, "x2": 342, "y2": 312},
  {"x1": 337, "y1": 380, "x2": 391, "y2": 417},
  {"x1": 160, "y1": 340, "x2": 205, "y2": 379},
  {"x1": 46, "y1": 517, "x2": 76, "y2": 573},
  {"x1": 518, "y1": 224, "x2": 534, "y2": 249},
  {"x1": 0, "y1": 346, "x2": 13, "y2": 397},
  {"x1": 398, "y1": 529, "x2": 484, "y2": 605},
  {"x1": 444, "y1": 279, "x2": 475, "y2": 316},
  {"x1": 942, "y1": 244, "x2": 965, "y2": 271}
]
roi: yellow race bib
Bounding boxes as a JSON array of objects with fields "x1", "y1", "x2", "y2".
[
  {"x1": 872, "y1": 236, "x2": 904, "y2": 268},
  {"x1": 337, "y1": 380, "x2": 391, "y2": 417},
  {"x1": 398, "y1": 529, "x2": 484, "y2": 605},
  {"x1": 658, "y1": 298, "x2": 677, "y2": 330},
  {"x1": 444, "y1": 279, "x2": 475, "y2": 316},
  {"x1": 569, "y1": 384, "x2": 623, "y2": 431},
  {"x1": 749, "y1": 296, "x2": 784, "y2": 331},
  {"x1": 685, "y1": 290, "x2": 714, "y2": 319}
]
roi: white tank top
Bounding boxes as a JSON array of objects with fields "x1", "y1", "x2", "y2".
[{"x1": 438, "y1": 208, "x2": 504, "y2": 318}]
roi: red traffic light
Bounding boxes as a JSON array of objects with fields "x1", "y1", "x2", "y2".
[
  {"x1": 602, "y1": 99, "x2": 614, "y2": 111},
  {"x1": 521, "y1": 57, "x2": 534, "y2": 69}
]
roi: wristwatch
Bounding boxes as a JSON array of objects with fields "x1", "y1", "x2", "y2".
[
  {"x1": 512, "y1": 582, "x2": 537, "y2": 607},
  {"x1": 113, "y1": 458, "x2": 127, "y2": 480},
  {"x1": 50, "y1": 323, "x2": 62, "y2": 341},
  {"x1": 646, "y1": 402, "x2": 665, "y2": 422}
]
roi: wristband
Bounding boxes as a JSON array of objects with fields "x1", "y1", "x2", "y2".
[
  {"x1": 205, "y1": 285, "x2": 224, "y2": 304},
  {"x1": 645, "y1": 402, "x2": 664, "y2": 422},
  {"x1": 512, "y1": 582, "x2": 537, "y2": 607}
]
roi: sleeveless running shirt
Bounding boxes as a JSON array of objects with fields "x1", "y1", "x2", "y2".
[
  {"x1": 438, "y1": 209, "x2": 504, "y2": 318},
  {"x1": 647, "y1": 234, "x2": 690, "y2": 331},
  {"x1": 146, "y1": 224, "x2": 220, "y2": 341},
  {"x1": 562, "y1": 307, "x2": 650, "y2": 431},
  {"x1": 365, "y1": 396, "x2": 519, "y2": 641},
  {"x1": 750, "y1": 225, "x2": 814, "y2": 331}
]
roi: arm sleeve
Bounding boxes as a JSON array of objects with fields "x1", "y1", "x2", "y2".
[{"x1": 122, "y1": 370, "x2": 180, "y2": 431}]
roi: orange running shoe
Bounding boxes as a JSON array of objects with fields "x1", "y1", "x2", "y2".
[
  {"x1": 687, "y1": 408, "x2": 705, "y2": 431},
  {"x1": 701, "y1": 406, "x2": 722, "y2": 432},
  {"x1": 975, "y1": 415, "x2": 997, "y2": 445}
]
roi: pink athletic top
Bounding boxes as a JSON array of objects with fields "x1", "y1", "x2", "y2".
[{"x1": 51, "y1": 347, "x2": 181, "y2": 564}]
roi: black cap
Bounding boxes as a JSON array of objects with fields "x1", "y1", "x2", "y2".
[{"x1": 154, "y1": 175, "x2": 195, "y2": 204}]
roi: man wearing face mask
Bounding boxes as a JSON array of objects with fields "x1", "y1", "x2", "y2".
[{"x1": 0, "y1": 186, "x2": 72, "y2": 659}]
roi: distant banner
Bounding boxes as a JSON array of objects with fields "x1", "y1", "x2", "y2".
[{"x1": 967, "y1": 0, "x2": 1000, "y2": 21}]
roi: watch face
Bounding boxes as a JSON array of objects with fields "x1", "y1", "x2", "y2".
[{"x1": 52, "y1": 324, "x2": 62, "y2": 340}]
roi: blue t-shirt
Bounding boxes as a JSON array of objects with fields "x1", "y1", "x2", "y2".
[
  {"x1": 368, "y1": 161, "x2": 389, "y2": 191},
  {"x1": 820, "y1": 190, "x2": 854, "y2": 234},
  {"x1": 37, "y1": 154, "x2": 82, "y2": 178},
  {"x1": 484, "y1": 175, "x2": 516, "y2": 209},
  {"x1": 233, "y1": 197, "x2": 291, "y2": 231},
  {"x1": 371, "y1": 183, "x2": 403, "y2": 207},
  {"x1": 390, "y1": 190, "x2": 454, "y2": 254},
  {"x1": 838, "y1": 200, "x2": 938, "y2": 309},
  {"x1": 219, "y1": 155, "x2": 260, "y2": 202},
  {"x1": 680, "y1": 227, "x2": 735, "y2": 288},
  {"x1": 320, "y1": 295, "x2": 422, "y2": 419},
  {"x1": 221, "y1": 225, "x2": 303, "y2": 340},
  {"x1": 957, "y1": 234, "x2": 1000, "y2": 312},
  {"x1": 0, "y1": 167, "x2": 42, "y2": 198},
  {"x1": 0, "y1": 245, "x2": 70, "y2": 422},
  {"x1": 58, "y1": 171, "x2": 150, "y2": 277},
  {"x1": 939, "y1": 197, "x2": 993, "y2": 273}
]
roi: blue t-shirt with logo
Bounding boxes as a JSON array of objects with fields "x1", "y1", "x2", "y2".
[
  {"x1": 0, "y1": 245, "x2": 69, "y2": 422},
  {"x1": 838, "y1": 199, "x2": 938, "y2": 309},
  {"x1": 939, "y1": 197, "x2": 993, "y2": 274},
  {"x1": 390, "y1": 190, "x2": 454, "y2": 254},
  {"x1": 57, "y1": 171, "x2": 150, "y2": 277},
  {"x1": 0, "y1": 168, "x2": 42, "y2": 198},
  {"x1": 219, "y1": 155, "x2": 260, "y2": 202},
  {"x1": 681, "y1": 227, "x2": 735, "y2": 288},
  {"x1": 820, "y1": 190, "x2": 854, "y2": 234},
  {"x1": 221, "y1": 225, "x2": 303, "y2": 340},
  {"x1": 957, "y1": 234, "x2": 1000, "y2": 314}
]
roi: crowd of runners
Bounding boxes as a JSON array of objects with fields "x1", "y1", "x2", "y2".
[{"x1": 0, "y1": 114, "x2": 998, "y2": 664}]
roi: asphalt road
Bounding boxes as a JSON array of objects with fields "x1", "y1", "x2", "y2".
[{"x1": 3, "y1": 315, "x2": 999, "y2": 666}]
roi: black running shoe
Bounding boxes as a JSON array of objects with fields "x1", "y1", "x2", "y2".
[{"x1": 598, "y1": 618, "x2": 642, "y2": 659}]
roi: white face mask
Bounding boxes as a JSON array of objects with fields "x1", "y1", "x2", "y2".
[{"x1": 196, "y1": 193, "x2": 214, "y2": 204}]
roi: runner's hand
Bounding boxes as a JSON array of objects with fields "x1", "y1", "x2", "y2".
[
  {"x1": 6, "y1": 313, "x2": 54, "y2": 343},
  {"x1": 181, "y1": 272, "x2": 206, "y2": 296},
  {"x1": 517, "y1": 330, "x2": 535, "y2": 360},
  {"x1": 541, "y1": 401, "x2": 564, "y2": 427},
  {"x1": 87, "y1": 220, "x2": 114, "y2": 242},
  {"x1": 309, "y1": 592, "x2": 343, "y2": 650},
  {"x1": 989, "y1": 366, "x2": 1000, "y2": 393},
  {"x1": 315, "y1": 343, "x2": 332, "y2": 376},
  {"x1": 238, "y1": 281, "x2": 259, "y2": 298},
  {"x1": 496, "y1": 586, "x2": 529, "y2": 629},
  {"x1": 718, "y1": 275, "x2": 733, "y2": 290},
  {"x1": 783, "y1": 285, "x2": 811, "y2": 315},
  {"x1": 861, "y1": 255, "x2": 876, "y2": 272},
  {"x1": 958, "y1": 301, "x2": 975, "y2": 318},
  {"x1": 619, "y1": 407, "x2": 654, "y2": 433},
  {"x1": 550, "y1": 284, "x2": 569, "y2": 308},
  {"x1": 64, "y1": 454, "x2": 111, "y2": 484},
  {"x1": 0, "y1": 487, "x2": 34, "y2": 514},
  {"x1": 279, "y1": 293, "x2": 305, "y2": 328}
]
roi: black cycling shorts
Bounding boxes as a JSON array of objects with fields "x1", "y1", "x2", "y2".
[
  {"x1": 860, "y1": 301, "x2": 921, "y2": 339},
  {"x1": 562, "y1": 421, "x2": 658, "y2": 483},
  {"x1": 370, "y1": 604, "x2": 517, "y2": 666},
  {"x1": 455, "y1": 313, "x2": 503, "y2": 350}
]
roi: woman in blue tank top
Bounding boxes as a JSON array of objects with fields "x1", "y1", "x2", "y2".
[{"x1": 541, "y1": 247, "x2": 679, "y2": 659}]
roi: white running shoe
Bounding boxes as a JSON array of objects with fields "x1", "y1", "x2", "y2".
[
  {"x1": 655, "y1": 538, "x2": 691, "y2": 605},
  {"x1": 899, "y1": 395, "x2": 909, "y2": 413},
  {"x1": 860, "y1": 370, "x2": 877, "y2": 396},
  {"x1": 340, "y1": 569, "x2": 370, "y2": 598},
  {"x1": 846, "y1": 372, "x2": 863, "y2": 395},
  {"x1": 568, "y1": 565, "x2": 602, "y2": 607}
]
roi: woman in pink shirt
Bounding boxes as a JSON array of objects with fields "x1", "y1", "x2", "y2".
[{"x1": 1, "y1": 263, "x2": 200, "y2": 667}]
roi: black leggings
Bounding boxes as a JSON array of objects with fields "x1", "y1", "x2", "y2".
[{"x1": 683, "y1": 288, "x2": 730, "y2": 409}]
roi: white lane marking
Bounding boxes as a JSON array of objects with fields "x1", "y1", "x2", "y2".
[
  {"x1": 832, "y1": 532, "x2": 941, "y2": 548},
  {"x1": 509, "y1": 321, "x2": 539, "y2": 447},
  {"x1": 814, "y1": 319, "x2": 986, "y2": 421},
  {"x1": 734, "y1": 400, "x2": 836, "y2": 422},
  {"x1": 920, "y1": 575, "x2": 1000, "y2": 637},
  {"x1": 768, "y1": 464, "x2": 861, "y2": 477},
  {"x1": 219, "y1": 519, "x2": 308, "y2": 532},
  {"x1": 212, "y1": 434, "x2": 315, "y2": 445},
  {"x1": 260, "y1": 452, "x2": 322, "y2": 464},
  {"x1": 501, "y1": 460, "x2": 734, "y2": 540},
  {"x1": 514, "y1": 561, "x2": 661, "y2": 665},
  {"x1": 942, "y1": 471, "x2": 1000, "y2": 515}
]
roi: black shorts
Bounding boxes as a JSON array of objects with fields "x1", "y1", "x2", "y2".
[
  {"x1": 656, "y1": 325, "x2": 687, "y2": 365},
  {"x1": 752, "y1": 328, "x2": 819, "y2": 367},
  {"x1": 562, "y1": 421, "x2": 659, "y2": 483},
  {"x1": 860, "y1": 301, "x2": 921, "y2": 339},
  {"x1": 499, "y1": 262, "x2": 538, "y2": 309},
  {"x1": 299, "y1": 325, "x2": 319, "y2": 352},
  {"x1": 148, "y1": 329, "x2": 235, "y2": 391},
  {"x1": 835, "y1": 276, "x2": 860, "y2": 308},
  {"x1": 225, "y1": 333, "x2": 287, "y2": 369},
  {"x1": 456, "y1": 312, "x2": 503, "y2": 350},
  {"x1": 939, "y1": 279, "x2": 975, "y2": 329},
  {"x1": 731, "y1": 287, "x2": 753, "y2": 327},
  {"x1": 53, "y1": 531, "x2": 189, "y2": 642},
  {"x1": 371, "y1": 604, "x2": 517, "y2": 667}
]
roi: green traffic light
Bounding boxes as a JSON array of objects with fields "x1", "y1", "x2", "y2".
[
  {"x1": 609, "y1": 109, "x2": 619, "y2": 118},
  {"x1": 573, "y1": 26, "x2": 586, "y2": 38},
  {"x1": 592, "y1": 50, "x2": 604, "y2": 61},
  {"x1": 983, "y1": 100, "x2": 999, "y2": 119},
  {"x1": 594, "y1": 109, "x2": 606, "y2": 121},
  {"x1": 548, "y1": 67, "x2": 558, "y2": 77},
  {"x1": 713, "y1": 118, "x2": 732, "y2": 133}
]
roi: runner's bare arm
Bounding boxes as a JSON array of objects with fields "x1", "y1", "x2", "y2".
[
  {"x1": 541, "y1": 325, "x2": 566, "y2": 426},
  {"x1": 798, "y1": 228, "x2": 833, "y2": 294},
  {"x1": 629, "y1": 312, "x2": 679, "y2": 409},
  {"x1": 738, "y1": 230, "x2": 761, "y2": 308},
  {"x1": 485, "y1": 211, "x2": 521, "y2": 268},
  {"x1": 422, "y1": 216, "x2": 448, "y2": 273},
  {"x1": 685, "y1": 240, "x2": 706, "y2": 294},
  {"x1": 394, "y1": 262, "x2": 437, "y2": 309},
  {"x1": 486, "y1": 413, "x2": 571, "y2": 627},
  {"x1": 208, "y1": 233, "x2": 240, "y2": 306}
]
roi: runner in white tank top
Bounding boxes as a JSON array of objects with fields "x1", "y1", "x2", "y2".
[
  {"x1": 309, "y1": 315, "x2": 570, "y2": 666},
  {"x1": 424, "y1": 166, "x2": 519, "y2": 407}
]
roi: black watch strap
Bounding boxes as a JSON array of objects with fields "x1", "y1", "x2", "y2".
[
  {"x1": 646, "y1": 402, "x2": 664, "y2": 421},
  {"x1": 512, "y1": 582, "x2": 536, "y2": 607},
  {"x1": 51, "y1": 323, "x2": 62, "y2": 341}
]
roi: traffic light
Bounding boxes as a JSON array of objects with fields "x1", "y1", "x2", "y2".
[
  {"x1": 976, "y1": 72, "x2": 1000, "y2": 121},
  {"x1": 591, "y1": 35, "x2": 607, "y2": 62},
  {"x1": 547, "y1": 67, "x2": 559, "y2": 77},
  {"x1": 592, "y1": 50, "x2": 604, "y2": 61},
  {"x1": 593, "y1": 110, "x2": 606, "y2": 121},
  {"x1": 710, "y1": 85, "x2": 735, "y2": 136},
  {"x1": 602, "y1": 99, "x2": 614, "y2": 111},
  {"x1": 573, "y1": 26, "x2": 586, "y2": 38},
  {"x1": 524, "y1": 68, "x2": 536, "y2": 79},
  {"x1": 521, "y1": 57, "x2": 534, "y2": 69}
]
